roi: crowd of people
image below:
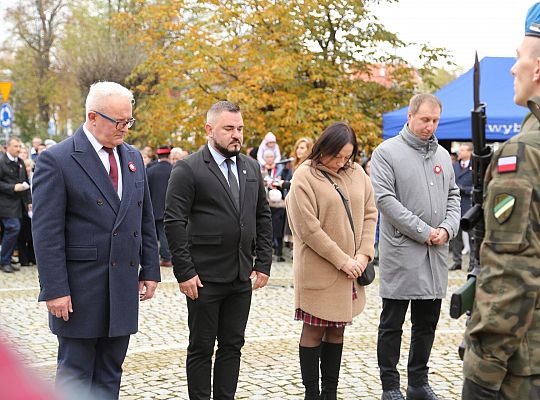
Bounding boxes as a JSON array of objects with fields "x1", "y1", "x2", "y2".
[
  {"x1": 2, "y1": 5, "x2": 540, "y2": 400},
  {"x1": 0, "y1": 94, "x2": 511, "y2": 400}
]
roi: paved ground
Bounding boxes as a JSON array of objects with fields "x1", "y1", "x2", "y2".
[{"x1": 0, "y1": 255, "x2": 471, "y2": 399}]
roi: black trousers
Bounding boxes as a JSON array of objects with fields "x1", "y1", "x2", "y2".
[
  {"x1": 450, "y1": 225, "x2": 475, "y2": 269},
  {"x1": 271, "y1": 207, "x2": 285, "y2": 256},
  {"x1": 17, "y1": 214, "x2": 35, "y2": 264},
  {"x1": 186, "y1": 278, "x2": 252, "y2": 400},
  {"x1": 377, "y1": 298, "x2": 442, "y2": 390},
  {"x1": 56, "y1": 335, "x2": 130, "y2": 400}
]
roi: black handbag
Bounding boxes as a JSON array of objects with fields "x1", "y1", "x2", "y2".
[{"x1": 322, "y1": 171, "x2": 375, "y2": 286}]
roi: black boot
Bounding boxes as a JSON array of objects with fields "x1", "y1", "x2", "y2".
[
  {"x1": 299, "y1": 345, "x2": 321, "y2": 399},
  {"x1": 319, "y1": 342, "x2": 343, "y2": 400}
]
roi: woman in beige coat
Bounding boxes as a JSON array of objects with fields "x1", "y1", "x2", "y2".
[{"x1": 286, "y1": 122, "x2": 377, "y2": 399}]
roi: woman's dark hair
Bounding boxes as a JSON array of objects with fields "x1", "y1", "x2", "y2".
[{"x1": 308, "y1": 122, "x2": 358, "y2": 171}]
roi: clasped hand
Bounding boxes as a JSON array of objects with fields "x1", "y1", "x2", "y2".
[
  {"x1": 426, "y1": 227, "x2": 449, "y2": 246},
  {"x1": 342, "y1": 256, "x2": 367, "y2": 280}
]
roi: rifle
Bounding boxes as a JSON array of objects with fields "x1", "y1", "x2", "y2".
[{"x1": 449, "y1": 53, "x2": 493, "y2": 321}]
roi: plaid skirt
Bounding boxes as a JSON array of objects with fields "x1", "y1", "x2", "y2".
[{"x1": 294, "y1": 282, "x2": 357, "y2": 328}]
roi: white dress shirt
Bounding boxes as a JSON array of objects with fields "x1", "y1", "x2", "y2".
[{"x1": 83, "y1": 124, "x2": 123, "y2": 199}]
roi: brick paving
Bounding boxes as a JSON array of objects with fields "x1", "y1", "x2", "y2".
[{"x1": 0, "y1": 257, "x2": 470, "y2": 399}]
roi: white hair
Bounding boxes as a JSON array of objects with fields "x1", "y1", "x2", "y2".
[
  {"x1": 263, "y1": 149, "x2": 275, "y2": 159},
  {"x1": 85, "y1": 82, "x2": 134, "y2": 119},
  {"x1": 170, "y1": 147, "x2": 183, "y2": 156}
]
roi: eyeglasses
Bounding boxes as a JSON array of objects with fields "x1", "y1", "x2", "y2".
[{"x1": 92, "y1": 110, "x2": 136, "y2": 130}]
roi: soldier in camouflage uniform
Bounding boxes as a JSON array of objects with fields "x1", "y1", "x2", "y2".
[{"x1": 462, "y1": 3, "x2": 540, "y2": 399}]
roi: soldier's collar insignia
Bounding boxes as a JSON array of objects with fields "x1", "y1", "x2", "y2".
[
  {"x1": 493, "y1": 193, "x2": 515, "y2": 224},
  {"x1": 497, "y1": 156, "x2": 517, "y2": 173}
]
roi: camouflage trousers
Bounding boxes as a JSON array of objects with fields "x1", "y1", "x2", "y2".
[{"x1": 500, "y1": 374, "x2": 540, "y2": 399}]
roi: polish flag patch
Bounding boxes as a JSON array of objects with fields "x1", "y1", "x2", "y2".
[{"x1": 497, "y1": 156, "x2": 517, "y2": 173}]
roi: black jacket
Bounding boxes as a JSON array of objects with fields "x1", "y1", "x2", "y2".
[
  {"x1": 164, "y1": 144, "x2": 273, "y2": 283},
  {"x1": 0, "y1": 153, "x2": 31, "y2": 218},
  {"x1": 147, "y1": 159, "x2": 172, "y2": 220}
]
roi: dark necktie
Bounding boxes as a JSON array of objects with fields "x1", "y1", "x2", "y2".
[
  {"x1": 103, "y1": 147, "x2": 118, "y2": 193},
  {"x1": 225, "y1": 158, "x2": 240, "y2": 210}
]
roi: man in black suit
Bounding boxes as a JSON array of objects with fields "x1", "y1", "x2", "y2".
[
  {"x1": 147, "y1": 145, "x2": 173, "y2": 267},
  {"x1": 165, "y1": 101, "x2": 273, "y2": 400},
  {"x1": 449, "y1": 142, "x2": 474, "y2": 271},
  {"x1": 0, "y1": 136, "x2": 31, "y2": 273}
]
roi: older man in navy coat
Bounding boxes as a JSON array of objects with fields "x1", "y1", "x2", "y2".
[{"x1": 32, "y1": 82, "x2": 160, "y2": 399}]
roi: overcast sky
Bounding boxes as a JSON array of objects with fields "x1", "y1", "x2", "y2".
[{"x1": 371, "y1": 0, "x2": 533, "y2": 71}]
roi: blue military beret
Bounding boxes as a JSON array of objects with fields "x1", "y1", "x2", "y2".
[{"x1": 526, "y1": 3, "x2": 540, "y2": 37}]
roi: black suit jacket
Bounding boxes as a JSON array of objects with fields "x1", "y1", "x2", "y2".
[
  {"x1": 147, "y1": 160, "x2": 172, "y2": 220},
  {"x1": 164, "y1": 144, "x2": 273, "y2": 283},
  {"x1": 0, "y1": 153, "x2": 31, "y2": 219}
]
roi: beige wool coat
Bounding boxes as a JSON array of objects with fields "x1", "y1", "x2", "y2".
[{"x1": 286, "y1": 161, "x2": 377, "y2": 322}]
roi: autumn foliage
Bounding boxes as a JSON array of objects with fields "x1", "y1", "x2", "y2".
[{"x1": 120, "y1": 0, "x2": 442, "y2": 155}]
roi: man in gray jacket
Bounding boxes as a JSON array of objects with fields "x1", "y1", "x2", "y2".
[{"x1": 371, "y1": 94, "x2": 460, "y2": 400}]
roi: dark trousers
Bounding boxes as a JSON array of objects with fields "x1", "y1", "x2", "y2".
[
  {"x1": 1, "y1": 218, "x2": 21, "y2": 265},
  {"x1": 56, "y1": 335, "x2": 130, "y2": 400},
  {"x1": 17, "y1": 214, "x2": 35, "y2": 264},
  {"x1": 186, "y1": 279, "x2": 252, "y2": 400},
  {"x1": 450, "y1": 225, "x2": 475, "y2": 269},
  {"x1": 155, "y1": 219, "x2": 171, "y2": 261},
  {"x1": 377, "y1": 298, "x2": 442, "y2": 390},
  {"x1": 271, "y1": 207, "x2": 285, "y2": 257}
]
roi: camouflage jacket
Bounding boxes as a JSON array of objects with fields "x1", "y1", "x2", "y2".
[{"x1": 463, "y1": 112, "x2": 540, "y2": 390}]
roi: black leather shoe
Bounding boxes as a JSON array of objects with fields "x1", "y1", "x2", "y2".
[
  {"x1": 406, "y1": 384, "x2": 439, "y2": 400},
  {"x1": 448, "y1": 263, "x2": 461, "y2": 271},
  {"x1": 1, "y1": 264, "x2": 14, "y2": 273},
  {"x1": 382, "y1": 389, "x2": 405, "y2": 400}
]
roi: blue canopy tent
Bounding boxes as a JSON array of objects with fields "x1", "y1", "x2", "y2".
[{"x1": 382, "y1": 57, "x2": 528, "y2": 141}]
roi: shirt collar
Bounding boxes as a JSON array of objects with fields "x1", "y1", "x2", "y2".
[
  {"x1": 207, "y1": 142, "x2": 236, "y2": 166},
  {"x1": 83, "y1": 123, "x2": 116, "y2": 153},
  {"x1": 6, "y1": 152, "x2": 17, "y2": 162}
]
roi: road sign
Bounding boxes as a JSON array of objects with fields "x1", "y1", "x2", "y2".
[
  {"x1": 0, "y1": 82, "x2": 12, "y2": 102},
  {"x1": 1, "y1": 103, "x2": 13, "y2": 128}
]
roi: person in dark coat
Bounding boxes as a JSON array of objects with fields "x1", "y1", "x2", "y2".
[
  {"x1": 449, "y1": 142, "x2": 474, "y2": 271},
  {"x1": 31, "y1": 82, "x2": 161, "y2": 400},
  {"x1": 0, "y1": 136, "x2": 31, "y2": 273},
  {"x1": 165, "y1": 100, "x2": 273, "y2": 400},
  {"x1": 147, "y1": 145, "x2": 173, "y2": 267}
]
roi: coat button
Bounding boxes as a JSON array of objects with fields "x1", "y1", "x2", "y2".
[
  {"x1": 138, "y1": 200, "x2": 142, "y2": 207},
  {"x1": 133, "y1": 231, "x2": 139, "y2": 237},
  {"x1": 113, "y1": 231, "x2": 118, "y2": 236},
  {"x1": 130, "y1": 261, "x2": 135, "y2": 266},
  {"x1": 97, "y1": 199, "x2": 104, "y2": 206},
  {"x1": 111, "y1": 261, "x2": 117, "y2": 267}
]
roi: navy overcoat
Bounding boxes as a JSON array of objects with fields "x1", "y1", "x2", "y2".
[{"x1": 32, "y1": 126, "x2": 160, "y2": 338}]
